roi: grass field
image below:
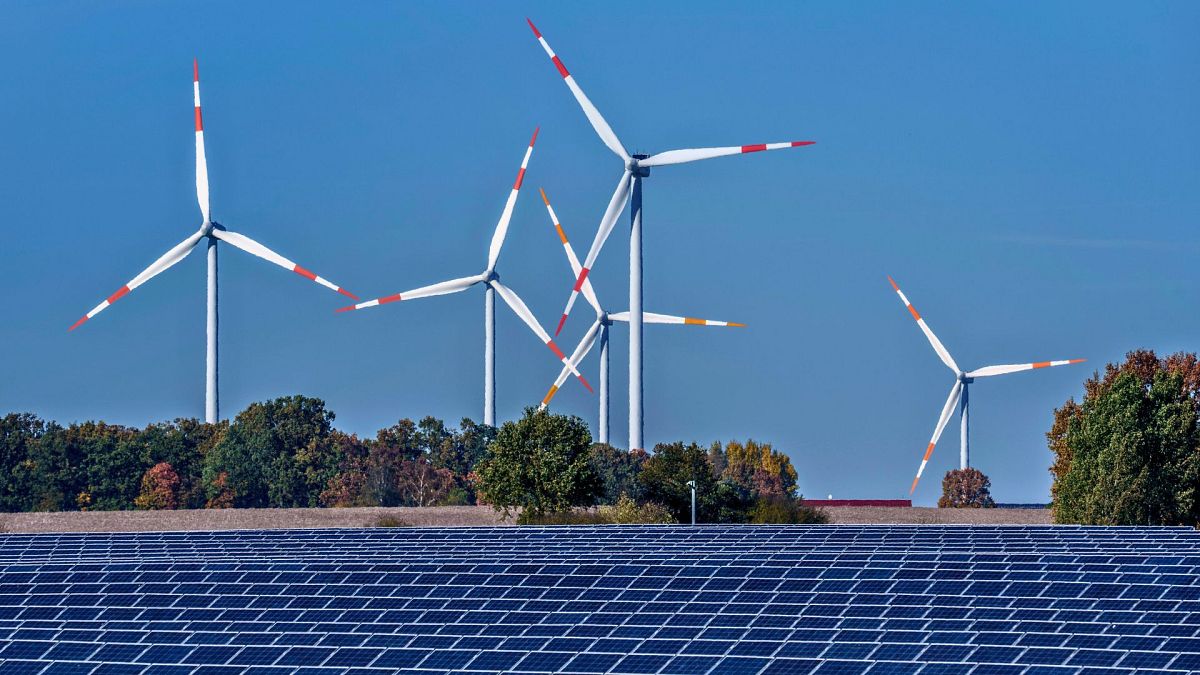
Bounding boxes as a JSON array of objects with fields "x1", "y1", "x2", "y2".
[{"x1": 0, "y1": 505, "x2": 1051, "y2": 533}]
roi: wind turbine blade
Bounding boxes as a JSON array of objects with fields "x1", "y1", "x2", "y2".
[
  {"x1": 526, "y1": 18, "x2": 628, "y2": 161},
  {"x1": 638, "y1": 312, "x2": 746, "y2": 327},
  {"x1": 211, "y1": 228, "x2": 357, "y2": 300},
  {"x1": 557, "y1": 170, "x2": 631, "y2": 335},
  {"x1": 640, "y1": 141, "x2": 815, "y2": 168},
  {"x1": 491, "y1": 279, "x2": 592, "y2": 393},
  {"x1": 911, "y1": 380, "x2": 963, "y2": 495},
  {"x1": 539, "y1": 187, "x2": 601, "y2": 315},
  {"x1": 487, "y1": 127, "x2": 539, "y2": 273},
  {"x1": 337, "y1": 274, "x2": 483, "y2": 312},
  {"x1": 194, "y1": 59, "x2": 210, "y2": 224},
  {"x1": 888, "y1": 276, "x2": 959, "y2": 373},
  {"x1": 69, "y1": 230, "x2": 205, "y2": 330},
  {"x1": 540, "y1": 318, "x2": 603, "y2": 409},
  {"x1": 967, "y1": 359, "x2": 1086, "y2": 378}
]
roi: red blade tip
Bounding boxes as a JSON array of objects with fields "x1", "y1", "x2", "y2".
[
  {"x1": 68, "y1": 316, "x2": 87, "y2": 331},
  {"x1": 791, "y1": 141, "x2": 816, "y2": 147},
  {"x1": 337, "y1": 288, "x2": 360, "y2": 302},
  {"x1": 530, "y1": 126, "x2": 540, "y2": 146},
  {"x1": 578, "y1": 374, "x2": 593, "y2": 393},
  {"x1": 335, "y1": 305, "x2": 357, "y2": 313},
  {"x1": 554, "y1": 314, "x2": 568, "y2": 337},
  {"x1": 887, "y1": 275, "x2": 899, "y2": 291},
  {"x1": 526, "y1": 18, "x2": 542, "y2": 38},
  {"x1": 193, "y1": 59, "x2": 199, "y2": 82}
]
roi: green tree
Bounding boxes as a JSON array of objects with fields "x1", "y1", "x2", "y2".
[
  {"x1": 474, "y1": 407, "x2": 600, "y2": 522},
  {"x1": 74, "y1": 422, "x2": 146, "y2": 510},
  {"x1": 0, "y1": 413, "x2": 47, "y2": 512},
  {"x1": 588, "y1": 444, "x2": 648, "y2": 504},
  {"x1": 640, "y1": 442, "x2": 722, "y2": 522},
  {"x1": 1050, "y1": 350, "x2": 1200, "y2": 525},
  {"x1": 202, "y1": 395, "x2": 334, "y2": 508},
  {"x1": 938, "y1": 467, "x2": 996, "y2": 508}
]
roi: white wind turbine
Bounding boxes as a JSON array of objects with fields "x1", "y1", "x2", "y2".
[
  {"x1": 528, "y1": 18, "x2": 813, "y2": 450},
  {"x1": 337, "y1": 129, "x2": 590, "y2": 427},
  {"x1": 888, "y1": 276, "x2": 1084, "y2": 495},
  {"x1": 69, "y1": 60, "x2": 358, "y2": 424},
  {"x1": 536, "y1": 188, "x2": 744, "y2": 444}
]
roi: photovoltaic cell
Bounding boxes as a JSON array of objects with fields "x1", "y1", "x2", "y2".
[{"x1": 0, "y1": 525, "x2": 1197, "y2": 674}]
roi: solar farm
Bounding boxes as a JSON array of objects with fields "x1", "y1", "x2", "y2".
[{"x1": 0, "y1": 526, "x2": 1198, "y2": 674}]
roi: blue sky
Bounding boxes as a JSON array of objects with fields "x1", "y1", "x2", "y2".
[{"x1": 1, "y1": 1, "x2": 1196, "y2": 505}]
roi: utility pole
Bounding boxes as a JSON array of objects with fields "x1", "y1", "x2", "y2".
[{"x1": 686, "y1": 480, "x2": 696, "y2": 526}]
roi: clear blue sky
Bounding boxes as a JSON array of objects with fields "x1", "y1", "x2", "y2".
[{"x1": 1, "y1": 1, "x2": 1196, "y2": 505}]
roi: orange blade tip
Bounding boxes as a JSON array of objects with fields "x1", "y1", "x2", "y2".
[{"x1": 887, "y1": 275, "x2": 899, "y2": 291}]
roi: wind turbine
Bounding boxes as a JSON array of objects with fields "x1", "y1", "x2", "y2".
[
  {"x1": 527, "y1": 18, "x2": 814, "y2": 450},
  {"x1": 69, "y1": 60, "x2": 357, "y2": 424},
  {"x1": 337, "y1": 129, "x2": 590, "y2": 427},
  {"x1": 536, "y1": 188, "x2": 744, "y2": 444},
  {"x1": 887, "y1": 276, "x2": 1084, "y2": 495}
]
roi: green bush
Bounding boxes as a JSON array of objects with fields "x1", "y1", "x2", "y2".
[{"x1": 748, "y1": 496, "x2": 829, "y2": 524}]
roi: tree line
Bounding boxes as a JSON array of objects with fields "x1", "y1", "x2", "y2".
[{"x1": 0, "y1": 397, "x2": 821, "y2": 523}]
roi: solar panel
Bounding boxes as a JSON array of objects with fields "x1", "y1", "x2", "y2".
[{"x1": 0, "y1": 525, "x2": 1198, "y2": 673}]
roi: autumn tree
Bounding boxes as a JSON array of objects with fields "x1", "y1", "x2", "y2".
[
  {"x1": 938, "y1": 467, "x2": 996, "y2": 508},
  {"x1": 397, "y1": 459, "x2": 455, "y2": 506},
  {"x1": 474, "y1": 407, "x2": 600, "y2": 522},
  {"x1": 713, "y1": 439, "x2": 799, "y2": 499},
  {"x1": 135, "y1": 462, "x2": 182, "y2": 510},
  {"x1": 1049, "y1": 350, "x2": 1200, "y2": 526}
]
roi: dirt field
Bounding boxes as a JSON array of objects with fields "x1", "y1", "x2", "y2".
[{"x1": 0, "y1": 506, "x2": 1052, "y2": 533}]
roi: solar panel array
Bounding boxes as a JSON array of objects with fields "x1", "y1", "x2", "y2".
[{"x1": 0, "y1": 525, "x2": 1198, "y2": 675}]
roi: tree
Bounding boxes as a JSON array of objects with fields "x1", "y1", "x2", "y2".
[
  {"x1": 396, "y1": 458, "x2": 454, "y2": 506},
  {"x1": 1049, "y1": 350, "x2": 1200, "y2": 526},
  {"x1": 74, "y1": 422, "x2": 145, "y2": 510},
  {"x1": 717, "y1": 439, "x2": 799, "y2": 499},
  {"x1": 641, "y1": 442, "x2": 722, "y2": 522},
  {"x1": 474, "y1": 407, "x2": 600, "y2": 522},
  {"x1": 135, "y1": 462, "x2": 182, "y2": 510},
  {"x1": 202, "y1": 395, "x2": 334, "y2": 508},
  {"x1": 140, "y1": 419, "x2": 225, "y2": 509},
  {"x1": 0, "y1": 413, "x2": 47, "y2": 512},
  {"x1": 938, "y1": 467, "x2": 996, "y2": 508},
  {"x1": 588, "y1": 444, "x2": 648, "y2": 504}
]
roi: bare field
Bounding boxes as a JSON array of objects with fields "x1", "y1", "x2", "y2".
[
  {"x1": 0, "y1": 506, "x2": 1051, "y2": 533},
  {"x1": 819, "y1": 506, "x2": 1053, "y2": 525}
]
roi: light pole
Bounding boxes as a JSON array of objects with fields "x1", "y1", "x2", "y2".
[{"x1": 686, "y1": 480, "x2": 696, "y2": 526}]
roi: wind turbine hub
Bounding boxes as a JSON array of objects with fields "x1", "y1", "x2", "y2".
[
  {"x1": 628, "y1": 154, "x2": 650, "y2": 177},
  {"x1": 484, "y1": 270, "x2": 499, "y2": 283}
]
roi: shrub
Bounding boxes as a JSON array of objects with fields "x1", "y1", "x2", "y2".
[
  {"x1": 372, "y1": 515, "x2": 412, "y2": 528},
  {"x1": 748, "y1": 496, "x2": 830, "y2": 524},
  {"x1": 598, "y1": 494, "x2": 677, "y2": 524},
  {"x1": 938, "y1": 467, "x2": 996, "y2": 508}
]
